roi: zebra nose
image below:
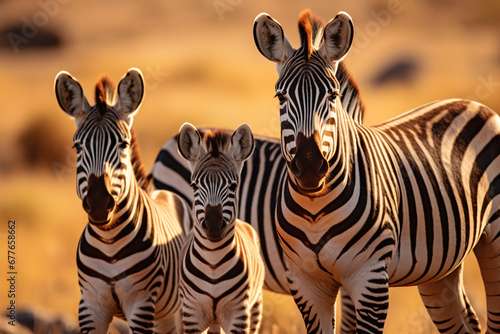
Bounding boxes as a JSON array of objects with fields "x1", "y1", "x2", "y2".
[
  {"x1": 83, "y1": 173, "x2": 115, "y2": 223},
  {"x1": 204, "y1": 204, "x2": 224, "y2": 240},
  {"x1": 290, "y1": 133, "x2": 328, "y2": 191},
  {"x1": 291, "y1": 152, "x2": 328, "y2": 177},
  {"x1": 292, "y1": 134, "x2": 328, "y2": 176}
]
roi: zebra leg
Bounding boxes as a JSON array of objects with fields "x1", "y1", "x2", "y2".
[
  {"x1": 206, "y1": 324, "x2": 222, "y2": 334},
  {"x1": 286, "y1": 267, "x2": 338, "y2": 333},
  {"x1": 249, "y1": 293, "x2": 263, "y2": 333},
  {"x1": 123, "y1": 298, "x2": 157, "y2": 334},
  {"x1": 219, "y1": 297, "x2": 254, "y2": 334},
  {"x1": 344, "y1": 267, "x2": 389, "y2": 334},
  {"x1": 78, "y1": 296, "x2": 114, "y2": 334},
  {"x1": 181, "y1": 299, "x2": 211, "y2": 333},
  {"x1": 340, "y1": 287, "x2": 357, "y2": 334},
  {"x1": 153, "y1": 314, "x2": 179, "y2": 334},
  {"x1": 417, "y1": 263, "x2": 481, "y2": 333},
  {"x1": 474, "y1": 225, "x2": 500, "y2": 334}
]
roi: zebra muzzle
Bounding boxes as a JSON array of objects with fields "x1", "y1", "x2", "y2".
[
  {"x1": 203, "y1": 204, "x2": 225, "y2": 241},
  {"x1": 83, "y1": 174, "x2": 116, "y2": 225},
  {"x1": 290, "y1": 133, "x2": 328, "y2": 192}
]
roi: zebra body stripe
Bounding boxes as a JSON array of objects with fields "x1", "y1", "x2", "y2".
[{"x1": 276, "y1": 98, "x2": 500, "y2": 333}]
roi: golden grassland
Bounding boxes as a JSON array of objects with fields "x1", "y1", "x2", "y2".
[{"x1": 0, "y1": 0, "x2": 499, "y2": 332}]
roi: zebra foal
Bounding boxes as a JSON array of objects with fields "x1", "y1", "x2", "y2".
[
  {"x1": 55, "y1": 69, "x2": 189, "y2": 333},
  {"x1": 177, "y1": 123, "x2": 265, "y2": 334}
]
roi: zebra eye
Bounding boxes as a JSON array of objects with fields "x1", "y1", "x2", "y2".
[
  {"x1": 119, "y1": 141, "x2": 130, "y2": 150},
  {"x1": 190, "y1": 182, "x2": 199, "y2": 191},
  {"x1": 73, "y1": 142, "x2": 83, "y2": 153},
  {"x1": 228, "y1": 182, "x2": 237, "y2": 192},
  {"x1": 275, "y1": 90, "x2": 287, "y2": 104},
  {"x1": 328, "y1": 90, "x2": 340, "y2": 101}
]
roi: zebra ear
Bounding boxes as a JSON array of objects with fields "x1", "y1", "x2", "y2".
[
  {"x1": 231, "y1": 123, "x2": 254, "y2": 163},
  {"x1": 55, "y1": 71, "x2": 90, "y2": 121},
  {"x1": 253, "y1": 13, "x2": 294, "y2": 63},
  {"x1": 116, "y1": 68, "x2": 144, "y2": 120},
  {"x1": 320, "y1": 12, "x2": 354, "y2": 62},
  {"x1": 178, "y1": 123, "x2": 202, "y2": 163}
]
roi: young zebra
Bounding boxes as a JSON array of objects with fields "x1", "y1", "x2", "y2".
[
  {"x1": 55, "y1": 69, "x2": 189, "y2": 334},
  {"x1": 177, "y1": 123, "x2": 265, "y2": 334},
  {"x1": 253, "y1": 9, "x2": 500, "y2": 334}
]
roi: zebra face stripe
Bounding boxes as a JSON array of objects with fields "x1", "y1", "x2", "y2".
[
  {"x1": 276, "y1": 51, "x2": 340, "y2": 164},
  {"x1": 73, "y1": 109, "x2": 133, "y2": 218},
  {"x1": 191, "y1": 158, "x2": 239, "y2": 241},
  {"x1": 276, "y1": 51, "x2": 341, "y2": 192}
]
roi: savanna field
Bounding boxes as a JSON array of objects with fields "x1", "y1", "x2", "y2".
[{"x1": 1, "y1": 0, "x2": 500, "y2": 333}]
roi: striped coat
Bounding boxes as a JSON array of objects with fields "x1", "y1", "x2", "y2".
[
  {"x1": 55, "y1": 69, "x2": 189, "y2": 334},
  {"x1": 254, "y1": 9, "x2": 500, "y2": 334},
  {"x1": 177, "y1": 124, "x2": 265, "y2": 333}
]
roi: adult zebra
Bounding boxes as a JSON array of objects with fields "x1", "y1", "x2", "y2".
[
  {"x1": 55, "y1": 69, "x2": 189, "y2": 333},
  {"x1": 177, "y1": 123, "x2": 265, "y2": 333},
  {"x1": 253, "y1": 9, "x2": 500, "y2": 334}
]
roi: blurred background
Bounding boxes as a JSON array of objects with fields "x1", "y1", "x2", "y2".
[{"x1": 0, "y1": 0, "x2": 499, "y2": 333}]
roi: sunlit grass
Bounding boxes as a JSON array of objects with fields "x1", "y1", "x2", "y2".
[{"x1": 0, "y1": 0, "x2": 498, "y2": 332}]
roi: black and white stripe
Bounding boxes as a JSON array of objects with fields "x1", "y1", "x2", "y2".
[
  {"x1": 254, "y1": 9, "x2": 500, "y2": 334},
  {"x1": 55, "y1": 69, "x2": 189, "y2": 334},
  {"x1": 177, "y1": 124, "x2": 265, "y2": 333}
]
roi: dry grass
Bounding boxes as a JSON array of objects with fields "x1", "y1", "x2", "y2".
[{"x1": 0, "y1": 0, "x2": 499, "y2": 332}]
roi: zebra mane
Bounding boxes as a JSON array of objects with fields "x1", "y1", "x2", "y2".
[
  {"x1": 337, "y1": 61, "x2": 366, "y2": 119},
  {"x1": 95, "y1": 75, "x2": 116, "y2": 116},
  {"x1": 203, "y1": 130, "x2": 231, "y2": 158},
  {"x1": 298, "y1": 9, "x2": 325, "y2": 62},
  {"x1": 130, "y1": 127, "x2": 151, "y2": 192}
]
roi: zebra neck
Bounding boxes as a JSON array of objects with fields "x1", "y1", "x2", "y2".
[
  {"x1": 337, "y1": 61, "x2": 365, "y2": 124},
  {"x1": 192, "y1": 224, "x2": 236, "y2": 262}
]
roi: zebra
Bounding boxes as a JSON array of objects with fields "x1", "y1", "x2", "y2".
[
  {"x1": 253, "y1": 9, "x2": 500, "y2": 334},
  {"x1": 177, "y1": 123, "x2": 265, "y2": 334},
  {"x1": 55, "y1": 69, "x2": 190, "y2": 334}
]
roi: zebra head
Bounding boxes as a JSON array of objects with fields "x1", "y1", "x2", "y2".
[
  {"x1": 55, "y1": 69, "x2": 144, "y2": 226},
  {"x1": 254, "y1": 10, "x2": 353, "y2": 193},
  {"x1": 178, "y1": 124, "x2": 254, "y2": 242}
]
